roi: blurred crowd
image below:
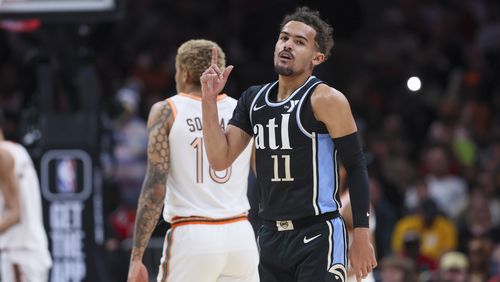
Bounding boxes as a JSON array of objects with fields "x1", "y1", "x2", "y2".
[{"x1": 1, "y1": 0, "x2": 500, "y2": 281}]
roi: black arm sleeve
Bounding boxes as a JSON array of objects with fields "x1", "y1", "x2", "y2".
[{"x1": 333, "y1": 132, "x2": 370, "y2": 228}]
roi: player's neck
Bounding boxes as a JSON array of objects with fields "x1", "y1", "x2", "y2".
[
  {"x1": 277, "y1": 73, "x2": 311, "y2": 102},
  {"x1": 180, "y1": 84, "x2": 202, "y2": 97},
  {"x1": 0, "y1": 131, "x2": 4, "y2": 142}
]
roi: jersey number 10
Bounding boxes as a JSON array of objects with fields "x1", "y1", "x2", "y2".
[{"x1": 190, "y1": 137, "x2": 232, "y2": 184}]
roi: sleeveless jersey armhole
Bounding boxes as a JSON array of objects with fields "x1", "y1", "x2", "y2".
[
  {"x1": 166, "y1": 98, "x2": 177, "y2": 121},
  {"x1": 297, "y1": 83, "x2": 329, "y2": 137}
]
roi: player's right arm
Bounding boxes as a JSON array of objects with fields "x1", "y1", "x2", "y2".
[
  {"x1": 128, "y1": 100, "x2": 172, "y2": 282},
  {"x1": 201, "y1": 47, "x2": 251, "y2": 170},
  {"x1": 0, "y1": 148, "x2": 21, "y2": 234}
]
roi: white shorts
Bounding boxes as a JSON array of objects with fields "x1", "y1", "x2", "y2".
[
  {"x1": 1, "y1": 249, "x2": 51, "y2": 282},
  {"x1": 157, "y1": 215, "x2": 259, "y2": 282}
]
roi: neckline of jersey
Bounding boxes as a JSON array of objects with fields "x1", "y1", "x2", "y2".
[{"x1": 264, "y1": 76, "x2": 315, "y2": 107}]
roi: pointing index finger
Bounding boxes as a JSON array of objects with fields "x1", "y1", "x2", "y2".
[{"x1": 211, "y1": 47, "x2": 218, "y2": 66}]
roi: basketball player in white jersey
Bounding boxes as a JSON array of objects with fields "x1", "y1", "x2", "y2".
[
  {"x1": 127, "y1": 39, "x2": 258, "y2": 282},
  {"x1": 0, "y1": 109, "x2": 52, "y2": 282}
]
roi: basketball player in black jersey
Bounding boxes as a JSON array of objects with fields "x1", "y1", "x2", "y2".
[{"x1": 201, "y1": 6, "x2": 377, "y2": 282}]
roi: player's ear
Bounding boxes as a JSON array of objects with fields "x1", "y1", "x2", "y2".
[{"x1": 312, "y1": 52, "x2": 325, "y2": 66}]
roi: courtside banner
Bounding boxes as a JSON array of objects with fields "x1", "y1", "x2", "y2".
[{"x1": 40, "y1": 149, "x2": 104, "y2": 282}]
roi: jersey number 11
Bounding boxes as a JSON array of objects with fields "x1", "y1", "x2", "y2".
[{"x1": 271, "y1": 154, "x2": 294, "y2": 182}]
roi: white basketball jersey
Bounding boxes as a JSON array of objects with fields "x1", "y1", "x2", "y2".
[
  {"x1": 163, "y1": 93, "x2": 253, "y2": 222},
  {"x1": 0, "y1": 141, "x2": 52, "y2": 266}
]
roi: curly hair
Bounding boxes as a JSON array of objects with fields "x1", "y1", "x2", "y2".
[
  {"x1": 280, "y1": 6, "x2": 334, "y2": 60},
  {"x1": 176, "y1": 39, "x2": 226, "y2": 86}
]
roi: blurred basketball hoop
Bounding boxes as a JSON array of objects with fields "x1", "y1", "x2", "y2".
[{"x1": 0, "y1": 0, "x2": 122, "y2": 21}]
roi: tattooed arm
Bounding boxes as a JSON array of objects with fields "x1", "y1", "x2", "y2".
[{"x1": 128, "y1": 100, "x2": 172, "y2": 282}]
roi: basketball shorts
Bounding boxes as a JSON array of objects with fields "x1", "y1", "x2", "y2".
[
  {"x1": 157, "y1": 215, "x2": 259, "y2": 282},
  {"x1": 258, "y1": 213, "x2": 348, "y2": 282},
  {"x1": 1, "y1": 248, "x2": 51, "y2": 282}
]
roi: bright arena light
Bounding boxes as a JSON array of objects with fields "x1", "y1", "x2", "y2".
[{"x1": 407, "y1": 76, "x2": 421, "y2": 92}]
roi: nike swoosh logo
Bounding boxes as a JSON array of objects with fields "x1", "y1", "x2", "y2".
[
  {"x1": 303, "y1": 234, "x2": 322, "y2": 244},
  {"x1": 253, "y1": 104, "x2": 266, "y2": 111}
]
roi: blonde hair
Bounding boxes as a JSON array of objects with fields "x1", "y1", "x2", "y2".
[{"x1": 176, "y1": 39, "x2": 226, "y2": 86}]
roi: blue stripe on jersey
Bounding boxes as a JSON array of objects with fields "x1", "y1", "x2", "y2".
[
  {"x1": 328, "y1": 217, "x2": 348, "y2": 268},
  {"x1": 317, "y1": 134, "x2": 338, "y2": 212}
]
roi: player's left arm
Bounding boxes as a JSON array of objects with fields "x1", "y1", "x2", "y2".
[
  {"x1": 311, "y1": 85, "x2": 377, "y2": 281},
  {"x1": 0, "y1": 148, "x2": 21, "y2": 234}
]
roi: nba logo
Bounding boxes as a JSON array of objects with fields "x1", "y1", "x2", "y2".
[
  {"x1": 55, "y1": 158, "x2": 77, "y2": 193},
  {"x1": 41, "y1": 149, "x2": 92, "y2": 201}
]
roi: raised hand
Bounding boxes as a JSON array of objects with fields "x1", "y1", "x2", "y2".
[{"x1": 201, "y1": 47, "x2": 234, "y2": 100}]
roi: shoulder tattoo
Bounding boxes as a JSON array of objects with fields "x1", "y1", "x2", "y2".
[{"x1": 147, "y1": 101, "x2": 171, "y2": 172}]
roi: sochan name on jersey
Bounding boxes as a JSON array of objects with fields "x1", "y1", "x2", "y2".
[{"x1": 186, "y1": 117, "x2": 227, "y2": 132}]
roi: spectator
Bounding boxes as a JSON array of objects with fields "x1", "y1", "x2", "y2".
[
  {"x1": 110, "y1": 80, "x2": 148, "y2": 209},
  {"x1": 392, "y1": 198, "x2": 457, "y2": 261},
  {"x1": 379, "y1": 255, "x2": 417, "y2": 282},
  {"x1": 438, "y1": 251, "x2": 469, "y2": 282},
  {"x1": 400, "y1": 231, "x2": 437, "y2": 273},
  {"x1": 405, "y1": 179, "x2": 431, "y2": 213},
  {"x1": 467, "y1": 237, "x2": 494, "y2": 282},
  {"x1": 457, "y1": 190, "x2": 500, "y2": 252},
  {"x1": 421, "y1": 144, "x2": 468, "y2": 220}
]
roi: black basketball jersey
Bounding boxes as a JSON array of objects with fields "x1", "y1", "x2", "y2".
[{"x1": 229, "y1": 76, "x2": 342, "y2": 221}]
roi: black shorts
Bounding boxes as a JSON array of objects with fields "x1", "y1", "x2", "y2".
[{"x1": 258, "y1": 213, "x2": 348, "y2": 282}]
